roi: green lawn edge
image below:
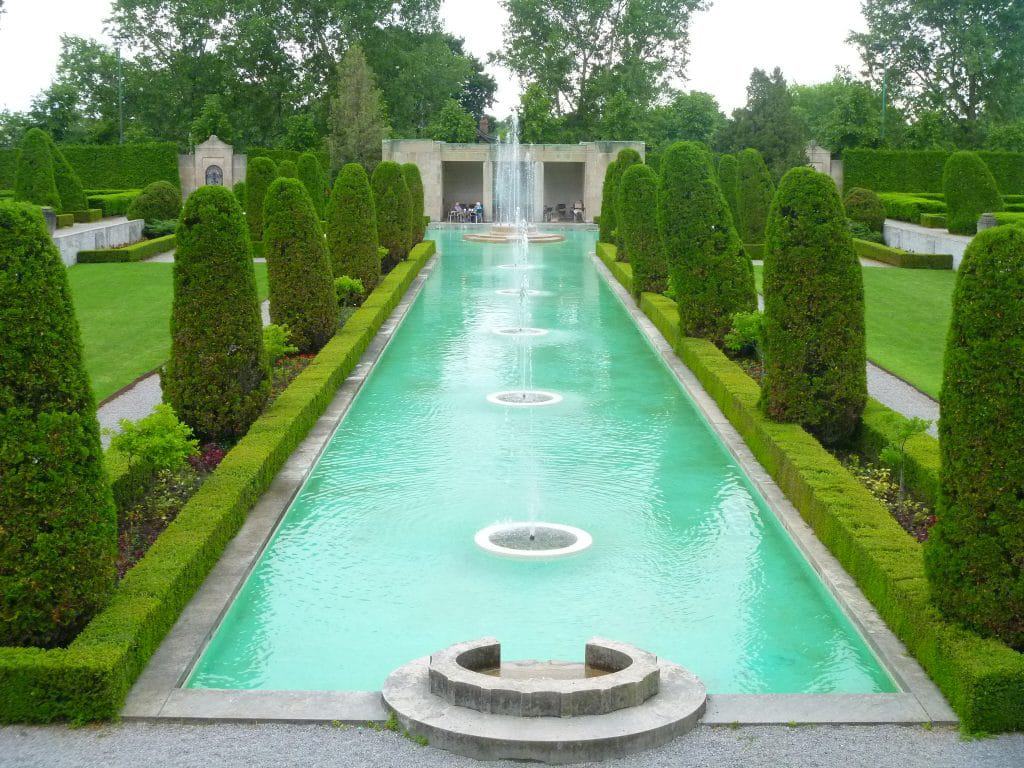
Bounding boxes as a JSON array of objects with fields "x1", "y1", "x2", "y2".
[
  {"x1": 0, "y1": 240, "x2": 436, "y2": 723},
  {"x1": 596, "y1": 243, "x2": 1024, "y2": 733}
]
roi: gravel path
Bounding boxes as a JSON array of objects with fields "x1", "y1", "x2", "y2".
[
  {"x1": 1, "y1": 722, "x2": 1021, "y2": 768},
  {"x1": 144, "y1": 250, "x2": 266, "y2": 263}
]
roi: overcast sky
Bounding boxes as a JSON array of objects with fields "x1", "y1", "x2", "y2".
[{"x1": 0, "y1": 0, "x2": 866, "y2": 117}]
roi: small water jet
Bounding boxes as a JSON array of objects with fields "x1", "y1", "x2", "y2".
[
  {"x1": 492, "y1": 327, "x2": 548, "y2": 337},
  {"x1": 486, "y1": 390, "x2": 562, "y2": 407},
  {"x1": 475, "y1": 522, "x2": 592, "y2": 559}
]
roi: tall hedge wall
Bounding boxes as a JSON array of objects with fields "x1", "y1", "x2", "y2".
[
  {"x1": 1, "y1": 142, "x2": 178, "y2": 190},
  {"x1": 843, "y1": 148, "x2": 1024, "y2": 194}
]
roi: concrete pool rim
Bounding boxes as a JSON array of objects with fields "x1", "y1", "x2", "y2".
[{"x1": 119, "y1": 232, "x2": 957, "y2": 728}]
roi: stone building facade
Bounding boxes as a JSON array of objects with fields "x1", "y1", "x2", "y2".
[{"x1": 178, "y1": 136, "x2": 247, "y2": 200}]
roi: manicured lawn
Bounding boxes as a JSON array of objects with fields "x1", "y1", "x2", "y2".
[
  {"x1": 753, "y1": 265, "x2": 955, "y2": 399},
  {"x1": 68, "y1": 262, "x2": 269, "y2": 402}
]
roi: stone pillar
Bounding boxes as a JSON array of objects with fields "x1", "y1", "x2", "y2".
[{"x1": 482, "y1": 159, "x2": 494, "y2": 224}]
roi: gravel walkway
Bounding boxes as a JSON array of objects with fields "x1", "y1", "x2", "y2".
[
  {"x1": 144, "y1": 250, "x2": 266, "y2": 263},
  {"x1": 1, "y1": 722, "x2": 1021, "y2": 768}
]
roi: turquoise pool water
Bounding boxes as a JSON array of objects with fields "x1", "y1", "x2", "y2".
[{"x1": 188, "y1": 227, "x2": 895, "y2": 694}]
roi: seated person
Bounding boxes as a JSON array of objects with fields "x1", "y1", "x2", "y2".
[{"x1": 474, "y1": 202, "x2": 484, "y2": 222}]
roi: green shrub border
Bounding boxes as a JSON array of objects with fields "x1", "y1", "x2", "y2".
[
  {"x1": 743, "y1": 243, "x2": 765, "y2": 259},
  {"x1": 87, "y1": 191, "x2": 141, "y2": 217},
  {"x1": 596, "y1": 250, "x2": 1024, "y2": 732},
  {"x1": 56, "y1": 213, "x2": 74, "y2": 229},
  {"x1": 596, "y1": 241, "x2": 632, "y2": 295},
  {"x1": 77, "y1": 235, "x2": 177, "y2": 264},
  {"x1": 0, "y1": 240, "x2": 436, "y2": 723},
  {"x1": 853, "y1": 239, "x2": 953, "y2": 269},
  {"x1": 920, "y1": 213, "x2": 947, "y2": 229}
]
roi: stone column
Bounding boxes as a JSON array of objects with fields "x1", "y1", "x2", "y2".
[{"x1": 482, "y1": 159, "x2": 494, "y2": 223}]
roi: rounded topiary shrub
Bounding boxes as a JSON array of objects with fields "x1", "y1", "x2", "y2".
[
  {"x1": 297, "y1": 152, "x2": 327, "y2": 219},
  {"x1": 263, "y1": 178, "x2": 338, "y2": 353},
  {"x1": 278, "y1": 159, "x2": 298, "y2": 178},
  {"x1": 0, "y1": 203, "x2": 116, "y2": 647},
  {"x1": 618, "y1": 163, "x2": 665, "y2": 297},
  {"x1": 127, "y1": 180, "x2": 182, "y2": 224},
  {"x1": 233, "y1": 180, "x2": 246, "y2": 207},
  {"x1": 924, "y1": 225, "x2": 1024, "y2": 650},
  {"x1": 14, "y1": 127, "x2": 61, "y2": 211},
  {"x1": 717, "y1": 153, "x2": 741, "y2": 231},
  {"x1": 402, "y1": 162, "x2": 426, "y2": 245},
  {"x1": 47, "y1": 139, "x2": 87, "y2": 213},
  {"x1": 327, "y1": 162, "x2": 381, "y2": 291},
  {"x1": 164, "y1": 186, "x2": 269, "y2": 442},
  {"x1": 943, "y1": 151, "x2": 1004, "y2": 235},
  {"x1": 761, "y1": 167, "x2": 867, "y2": 446},
  {"x1": 371, "y1": 161, "x2": 412, "y2": 271},
  {"x1": 737, "y1": 148, "x2": 775, "y2": 245},
  {"x1": 598, "y1": 159, "x2": 620, "y2": 245},
  {"x1": 245, "y1": 156, "x2": 278, "y2": 242},
  {"x1": 843, "y1": 187, "x2": 886, "y2": 233},
  {"x1": 658, "y1": 141, "x2": 756, "y2": 345},
  {"x1": 613, "y1": 148, "x2": 642, "y2": 258}
]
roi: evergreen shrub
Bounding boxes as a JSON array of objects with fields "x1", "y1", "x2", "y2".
[
  {"x1": 943, "y1": 151, "x2": 1004, "y2": 235},
  {"x1": 13, "y1": 128, "x2": 61, "y2": 210},
  {"x1": 402, "y1": 163, "x2": 426, "y2": 245},
  {"x1": 371, "y1": 161, "x2": 411, "y2": 271},
  {"x1": 617, "y1": 163, "x2": 665, "y2": 297},
  {"x1": 613, "y1": 149, "x2": 642, "y2": 258},
  {"x1": 598, "y1": 159, "x2": 620, "y2": 244},
  {"x1": 326, "y1": 163, "x2": 381, "y2": 291},
  {"x1": 278, "y1": 159, "x2": 298, "y2": 179},
  {"x1": 126, "y1": 181, "x2": 182, "y2": 224},
  {"x1": 47, "y1": 139, "x2": 87, "y2": 213},
  {"x1": 737, "y1": 148, "x2": 774, "y2": 244},
  {"x1": 717, "y1": 153, "x2": 741, "y2": 230},
  {"x1": 245, "y1": 156, "x2": 278, "y2": 242},
  {"x1": 297, "y1": 152, "x2": 326, "y2": 218},
  {"x1": 844, "y1": 187, "x2": 886, "y2": 232}
]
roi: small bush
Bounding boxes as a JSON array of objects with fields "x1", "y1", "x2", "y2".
[
  {"x1": 943, "y1": 151, "x2": 1004, "y2": 234},
  {"x1": 144, "y1": 219, "x2": 179, "y2": 238},
  {"x1": 925, "y1": 225, "x2": 1024, "y2": 650},
  {"x1": 717, "y1": 153, "x2": 742, "y2": 231},
  {"x1": 613, "y1": 149, "x2": 642, "y2": 258},
  {"x1": 724, "y1": 311, "x2": 764, "y2": 361},
  {"x1": 847, "y1": 220, "x2": 884, "y2": 243},
  {"x1": 13, "y1": 128, "x2": 61, "y2": 210},
  {"x1": 617, "y1": 163, "x2": 665, "y2": 296},
  {"x1": 245, "y1": 156, "x2": 278, "y2": 242},
  {"x1": 263, "y1": 177, "x2": 338, "y2": 353},
  {"x1": 297, "y1": 152, "x2": 327, "y2": 218},
  {"x1": 107, "y1": 403, "x2": 198, "y2": 478},
  {"x1": 736, "y1": 148, "x2": 774, "y2": 244},
  {"x1": 402, "y1": 163, "x2": 426, "y2": 245},
  {"x1": 761, "y1": 167, "x2": 867, "y2": 446},
  {"x1": 371, "y1": 161, "x2": 411, "y2": 271},
  {"x1": 127, "y1": 180, "x2": 182, "y2": 224},
  {"x1": 48, "y1": 140, "x2": 88, "y2": 213},
  {"x1": 657, "y1": 141, "x2": 756, "y2": 345},
  {"x1": 334, "y1": 275, "x2": 366, "y2": 307},
  {"x1": 326, "y1": 162, "x2": 381, "y2": 291},
  {"x1": 0, "y1": 202, "x2": 116, "y2": 647},
  {"x1": 163, "y1": 186, "x2": 269, "y2": 442},
  {"x1": 262, "y1": 323, "x2": 298, "y2": 364},
  {"x1": 844, "y1": 187, "x2": 885, "y2": 232}
]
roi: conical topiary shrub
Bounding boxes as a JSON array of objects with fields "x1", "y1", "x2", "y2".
[
  {"x1": 297, "y1": 152, "x2": 327, "y2": 218},
  {"x1": 924, "y1": 225, "x2": 1024, "y2": 650},
  {"x1": 943, "y1": 151, "x2": 1004, "y2": 235},
  {"x1": 164, "y1": 186, "x2": 269, "y2": 441},
  {"x1": 371, "y1": 161, "x2": 411, "y2": 271},
  {"x1": 278, "y1": 159, "x2": 298, "y2": 178},
  {"x1": 737, "y1": 148, "x2": 775, "y2": 245},
  {"x1": 658, "y1": 141, "x2": 756, "y2": 345},
  {"x1": 402, "y1": 162, "x2": 426, "y2": 245},
  {"x1": 0, "y1": 203, "x2": 116, "y2": 647},
  {"x1": 717, "y1": 153, "x2": 741, "y2": 231},
  {"x1": 843, "y1": 187, "x2": 885, "y2": 233},
  {"x1": 245, "y1": 156, "x2": 278, "y2": 242},
  {"x1": 618, "y1": 163, "x2": 665, "y2": 298},
  {"x1": 613, "y1": 148, "x2": 642, "y2": 258},
  {"x1": 47, "y1": 138, "x2": 87, "y2": 213},
  {"x1": 327, "y1": 162, "x2": 381, "y2": 291},
  {"x1": 263, "y1": 178, "x2": 338, "y2": 353},
  {"x1": 598, "y1": 158, "x2": 619, "y2": 244},
  {"x1": 127, "y1": 180, "x2": 182, "y2": 224},
  {"x1": 14, "y1": 127, "x2": 61, "y2": 211},
  {"x1": 760, "y1": 167, "x2": 867, "y2": 446}
]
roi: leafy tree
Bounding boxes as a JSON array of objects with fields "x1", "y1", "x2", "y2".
[
  {"x1": 943, "y1": 151, "x2": 1003, "y2": 234},
  {"x1": 128, "y1": 181, "x2": 183, "y2": 224},
  {"x1": 297, "y1": 152, "x2": 328, "y2": 218},
  {"x1": 163, "y1": 186, "x2": 269, "y2": 441},
  {"x1": 328, "y1": 43, "x2": 388, "y2": 175},
  {"x1": 190, "y1": 94, "x2": 233, "y2": 145},
  {"x1": 658, "y1": 141, "x2": 756, "y2": 345},
  {"x1": 985, "y1": 120, "x2": 1024, "y2": 152},
  {"x1": 519, "y1": 84, "x2": 564, "y2": 143},
  {"x1": 736, "y1": 148, "x2": 775, "y2": 245},
  {"x1": 0, "y1": 203, "x2": 116, "y2": 647},
  {"x1": 245, "y1": 156, "x2": 278, "y2": 242},
  {"x1": 760, "y1": 167, "x2": 867, "y2": 446},
  {"x1": 600, "y1": 91, "x2": 646, "y2": 141},
  {"x1": 277, "y1": 113, "x2": 320, "y2": 151},
  {"x1": 717, "y1": 153, "x2": 741, "y2": 230},
  {"x1": 14, "y1": 128, "x2": 61, "y2": 210},
  {"x1": 371, "y1": 161, "x2": 412, "y2": 270},
  {"x1": 647, "y1": 91, "x2": 726, "y2": 153},
  {"x1": 428, "y1": 98, "x2": 477, "y2": 143},
  {"x1": 924, "y1": 225, "x2": 1024, "y2": 651},
  {"x1": 721, "y1": 68, "x2": 807, "y2": 179},
  {"x1": 402, "y1": 163, "x2": 426, "y2": 244},
  {"x1": 618, "y1": 163, "x2": 665, "y2": 297},
  {"x1": 263, "y1": 178, "x2": 338, "y2": 353},
  {"x1": 791, "y1": 73, "x2": 887, "y2": 152},
  {"x1": 326, "y1": 162, "x2": 381, "y2": 290}
]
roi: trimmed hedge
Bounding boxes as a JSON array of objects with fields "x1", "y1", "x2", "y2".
[
  {"x1": 73, "y1": 209, "x2": 103, "y2": 223},
  {"x1": 743, "y1": 243, "x2": 765, "y2": 259},
  {"x1": 77, "y1": 234, "x2": 176, "y2": 264},
  {"x1": 56, "y1": 213, "x2": 74, "y2": 229},
  {"x1": 14, "y1": 128, "x2": 61, "y2": 210},
  {"x1": 0, "y1": 203, "x2": 116, "y2": 647},
  {"x1": 843, "y1": 148, "x2": 1024, "y2": 194},
  {"x1": 597, "y1": 259, "x2": 1024, "y2": 733},
  {"x1": 878, "y1": 192, "x2": 946, "y2": 224},
  {"x1": 736, "y1": 148, "x2": 775, "y2": 245},
  {"x1": 994, "y1": 211, "x2": 1024, "y2": 227},
  {"x1": 371, "y1": 161, "x2": 412, "y2": 271},
  {"x1": 856, "y1": 399, "x2": 939, "y2": 509},
  {"x1": 596, "y1": 241, "x2": 633, "y2": 296},
  {"x1": 844, "y1": 187, "x2": 885, "y2": 232},
  {"x1": 126, "y1": 181, "x2": 181, "y2": 224},
  {"x1": 853, "y1": 238, "x2": 952, "y2": 269},
  {"x1": 402, "y1": 163, "x2": 425, "y2": 246},
  {"x1": 164, "y1": 186, "x2": 269, "y2": 442},
  {"x1": 277, "y1": 160, "x2": 298, "y2": 179},
  {"x1": 613, "y1": 149, "x2": 642, "y2": 258},
  {"x1": 263, "y1": 178, "x2": 337, "y2": 353},
  {"x1": 920, "y1": 213, "x2": 947, "y2": 229},
  {"x1": 598, "y1": 159, "x2": 621, "y2": 244},
  {"x1": 762, "y1": 167, "x2": 867, "y2": 446},
  {"x1": 244, "y1": 157, "x2": 278, "y2": 242},
  {"x1": 61, "y1": 144, "x2": 179, "y2": 190},
  {"x1": 717, "y1": 153, "x2": 741, "y2": 231},
  {"x1": 48, "y1": 140, "x2": 88, "y2": 213},
  {"x1": 617, "y1": 163, "x2": 665, "y2": 297},
  {"x1": 87, "y1": 191, "x2": 141, "y2": 217},
  {"x1": 297, "y1": 152, "x2": 326, "y2": 219},
  {"x1": 925, "y1": 226, "x2": 1024, "y2": 651},
  {"x1": 326, "y1": 162, "x2": 381, "y2": 291},
  {"x1": 943, "y1": 151, "x2": 1003, "y2": 235},
  {"x1": 0, "y1": 241, "x2": 435, "y2": 723}
]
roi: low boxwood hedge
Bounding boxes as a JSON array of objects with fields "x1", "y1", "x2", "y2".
[
  {"x1": 878, "y1": 193, "x2": 946, "y2": 223},
  {"x1": 56, "y1": 213, "x2": 74, "y2": 228},
  {"x1": 77, "y1": 235, "x2": 177, "y2": 264},
  {"x1": 919, "y1": 213, "x2": 947, "y2": 229},
  {"x1": 853, "y1": 239, "x2": 953, "y2": 269},
  {"x1": 994, "y1": 212, "x2": 1024, "y2": 227},
  {"x1": 87, "y1": 191, "x2": 141, "y2": 217},
  {"x1": 598, "y1": 247, "x2": 1024, "y2": 733},
  {"x1": 596, "y1": 241, "x2": 632, "y2": 296},
  {"x1": 0, "y1": 240, "x2": 436, "y2": 723}
]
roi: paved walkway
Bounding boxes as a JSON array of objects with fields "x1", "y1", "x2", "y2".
[
  {"x1": 1, "y1": 722, "x2": 1021, "y2": 768},
  {"x1": 144, "y1": 249, "x2": 266, "y2": 263}
]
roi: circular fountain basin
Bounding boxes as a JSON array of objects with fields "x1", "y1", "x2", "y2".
[
  {"x1": 486, "y1": 390, "x2": 562, "y2": 407},
  {"x1": 475, "y1": 522, "x2": 592, "y2": 559},
  {"x1": 495, "y1": 287, "x2": 546, "y2": 297},
  {"x1": 493, "y1": 327, "x2": 548, "y2": 337},
  {"x1": 464, "y1": 226, "x2": 565, "y2": 244}
]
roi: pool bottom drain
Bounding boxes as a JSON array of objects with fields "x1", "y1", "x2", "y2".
[{"x1": 486, "y1": 390, "x2": 562, "y2": 407}]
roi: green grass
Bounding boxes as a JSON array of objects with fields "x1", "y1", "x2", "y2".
[
  {"x1": 68, "y1": 262, "x2": 269, "y2": 402},
  {"x1": 754, "y1": 265, "x2": 955, "y2": 399}
]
